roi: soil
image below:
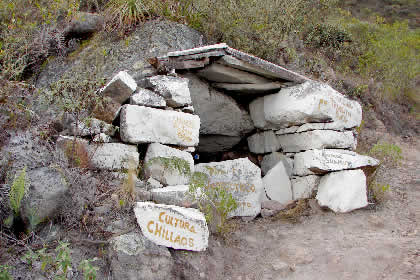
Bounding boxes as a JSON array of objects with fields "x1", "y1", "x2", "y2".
[{"x1": 172, "y1": 134, "x2": 420, "y2": 280}]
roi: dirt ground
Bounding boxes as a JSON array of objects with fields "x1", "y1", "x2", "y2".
[{"x1": 173, "y1": 135, "x2": 420, "y2": 280}]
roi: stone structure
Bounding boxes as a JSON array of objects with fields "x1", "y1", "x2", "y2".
[{"x1": 56, "y1": 43, "x2": 379, "y2": 251}]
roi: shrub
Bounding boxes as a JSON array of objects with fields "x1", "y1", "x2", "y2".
[
  {"x1": 369, "y1": 141, "x2": 403, "y2": 166},
  {"x1": 0, "y1": 265, "x2": 13, "y2": 280},
  {"x1": 9, "y1": 167, "x2": 27, "y2": 216},
  {"x1": 305, "y1": 23, "x2": 351, "y2": 49},
  {"x1": 368, "y1": 181, "x2": 391, "y2": 205}
]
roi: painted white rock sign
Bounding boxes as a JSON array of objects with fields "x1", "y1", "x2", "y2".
[
  {"x1": 249, "y1": 81, "x2": 362, "y2": 130},
  {"x1": 134, "y1": 202, "x2": 209, "y2": 251},
  {"x1": 120, "y1": 105, "x2": 200, "y2": 146},
  {"x1": 293, "y1": 149, "x2": 380, "y2": 176},
  {"x1": 316, "y1": 169, "x2": 368, "y2": 213},
  {"x1": 195, "y1": 158, "x2": 263, "y2": 217}
]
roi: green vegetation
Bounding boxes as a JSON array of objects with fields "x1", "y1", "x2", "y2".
[
  {"x1": 369, "y1": 141, "x2": 403, "y2": 166},
  {"x1": 145, "y1": 156, "x2": 191, "y2": 177},
  {"x1": 9, "y1": 167, "x2": 27, "y2": 216},
  {"x1": 21, "y1": 241, "x2": 99, "y2": 280},
  {"x1": 368, "y1": 181, "x2": 391, "y2": 204},
  {"x1": 188, "y1": 171, "x2": 238, "y2": 235},
  {"x1": 0, "y1": 265, "x2": 12, "y2": 280}
]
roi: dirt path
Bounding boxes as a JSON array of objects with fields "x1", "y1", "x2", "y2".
[{"x1": 174, "y1": 137, "x2": 419, "y2": 280}]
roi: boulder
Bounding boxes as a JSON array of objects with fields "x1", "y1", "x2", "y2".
[
  {"x1": 247, "y1": 130, "x2": 281, "y2": 154},
  {"x1": 262, "y1": 162, "x2": 293, "y2": 204},
  {"x1": 196, "y1": 63, "x2": 271, "y2": 84},
  {"x1": 316, "y1": 169, "x2": 368, "y2": 213},
  {"x1": 261, "y1": 152, "x2": 293, "y2": 176},
  {"x1": 68, "y1": 118, "x2": 116, "y2": 137},
  {"x1": 195, "y1": 158, "x2": 263, "y2": 217},
  {"x1": 197, "y1": 135, "x2": 242, "y2": 153},
  {"x1": 109, "y1": 231, "x2": 173, "y2": 280},
  {"x1": 144, "y1": 143, "x2": 194, "y2": 185},
  {"x1": 145, "y1": 76, "x2": 192, "y2": 107},
  {"x1": 21, "y1": 167, "x2": 68, "y2": 226},
  {"x1": 151, "y1": 185, "x2": 195, "y2": 207},
  {"x1": 277, "y1": 130, "x2": 356, "y2": 153},
  {"x1": 249, "y1": 81, "x2": 362, "y2": 130},
  {"x1": 293, "y1": 149, "x2": 380, "y2": 176},
  {"x1": 184, "y1": 74, "x2": 254, "y2": 137},
  {"x1": 146, "y1": 177, "x2": 164, "y2": 190},
  {"x1": 100, "y1": 71, "x2": 137, "y2": 104},
  {"x1": 134, "y1": 202, "x2": 209, "y2": 251},
  {"x1": 65, "y1": 12, "x2": 104, "y2": 36},
  {"x1": 291, "y1": 175, "x2": 321, "y2": 200},
  {"x1": 120, "y1": 105, "x2": 200, "y2": 147},
  {"x1": 130, "y1": 88, "x2": 166, "y2": 108}
]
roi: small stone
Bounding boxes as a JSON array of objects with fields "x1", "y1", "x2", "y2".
[
  {"x1": 100, "y1": 71, "x2": 137, "y2": 104},
  {"x1": 93, "y1": 133, "x2": 112, "y2": 143},
  {"x1": 262, "y1": 162, "x2": 292, "y2": 204},
  {"x1": 134, "y1": 202, "x2": 209, "y2": 251},
  {"x1": 151, "y1": 185, "x2": 194, "y2": 207},
  {"x1": 146, "y1": 75, "x2": 192, "y2": 107},
  {"x1": 146, "y1": 177, "x2": 163, "y2": 190},
  {"x1": 130, "y1": 88, "x2": 166, "y2": 108},
  {"x1": 316, "y1": 169, "x2": 368, "y2": 213},
  {"x1": 69, "y1": 118, "x2": 116, "y2": 137},
  {"x1": 261, "y1": 200, "x2": 288, "y2": 211}
]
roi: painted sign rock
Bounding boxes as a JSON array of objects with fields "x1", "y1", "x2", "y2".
[
  {"x1": 293, "y1": 149, "x2": 380, "y2": 176},
  {"x1": 249, "y1": 81, "x2": 362, "y2": 130},
  {"x1": 134, "y1": 202, "x2": 209, "y2": 251},
  {"x1": 195, "y1": 158, "x2": 263, "y2": 217},
  {"x1": 120, "y1": 105, "x2": 200, "y2": 146}
]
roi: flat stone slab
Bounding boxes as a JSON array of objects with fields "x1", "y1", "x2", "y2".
[
  {"x1": 185, "y1": 74, "x2": 253, "y2": 137},
  {"x1": 262, "y1": 162, "x2": 293, "y2": 204},
  {"x1": 247, "y1": 130, "x2": 281, "y2": 154},
  {"x1": 195, "y1": 158, "x2": 263, "y2": 218},
  {"x1": 277, "y1": 130, "x2": 356, "y2": 153},
  {"x1": 291, "y1": 175, "x2": 321, "y2": 200},
  {"x1": 120, "y1": 105, "x2": 200, "y2": 146},
  {"x1": 249, "y1": 81, "x2": 362, "y2": 130},
  {"x1": 212, "y1": 82, "x2": 284, "y2": 96},
  {"x1": 100, "y1": 71, "x2": 137, "y2": 104},
  {"x1": 158, "y1": 44, "x2": 308, "y2": 83},
  {"x1": 275, "y1": 122, "x2": 346, "y2": 135},
  {"x1": 197, "y1": 63, "x2": 271, "y2": 84},
  {"x1": 130, "y1": 88, "x2": 166, "y2": 108},
  {"x1": 198, "y1": 135, "x2": 242, "y2": 153},
  {"x1": 144, "y1": 143, "x2": 194, "y2": 186},
  {"x1": 293, "y1": 149, "x2": 380, "y2": 176},
  {"x1": 145, "y1": 75, "x2": 192, "y2": 107},
  {"x1": 134, "y1": 202, "x2": 209, "y2": 251},
  {"x1": 316, "y1": 169, "x2": 368, "y2": 213}
]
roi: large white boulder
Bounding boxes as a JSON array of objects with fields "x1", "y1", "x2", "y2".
[
  {"x1": 101, "y1": 71, "x2": 137, "y2": 104},
  {"x1": 277, "y1": 130, "x2": 356, "y2": 152},
  {"x1": 249, "y1": 81, "x2": 362, "y2": 129},
  {"x1": 262, "y1": 162, "x2": 293, "y2": 204},
  {"x1": 145, "y1": 75, "x2": 192, "y2": 107},
  {"x1": 144, "y1": 143, "x2": 194, "y2": 185},
  {"x1": 134, "y1": 202, "x2": 209, "y2": 251},
  {"x1": 316, "y1": 169, "x2": 368, "y2": 213},
  {"x1": 247, "y1": 130, "x2": 281, "y2": 154},
  {"x1": 120, "y1": 105, "x2": 200, "y2": 147},
  {"x1": 195, "y1": 158, "x2": 263, "y2": 218},
  {"x1": 293, "y1": 149, "x2": 380, "y2": 176},
  {"x1": 291, "y1": 175, "x2": 321, "y2": 200}
]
